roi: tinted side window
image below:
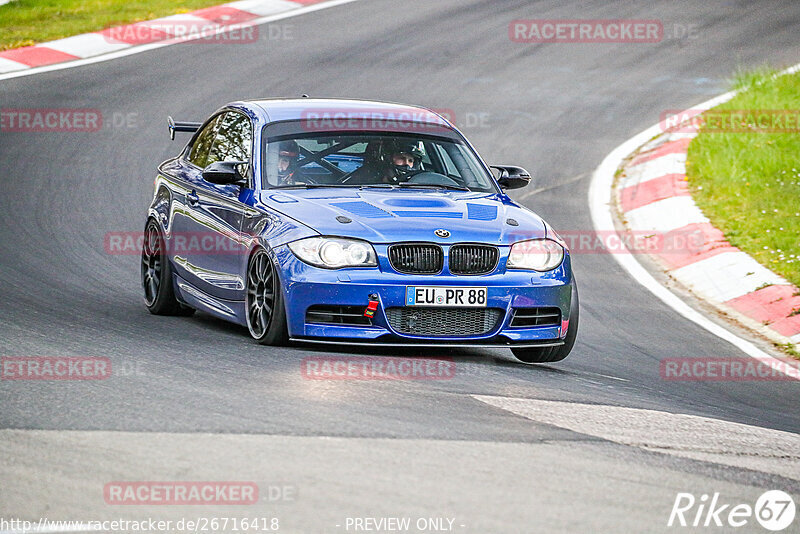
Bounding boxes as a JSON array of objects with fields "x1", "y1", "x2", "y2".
[
  {"x1": 188, "y1": 115, "x2": 222, "y2": 168},
  {"x1": 208, "y1": 112, "x2": 252, "y2": 164}
]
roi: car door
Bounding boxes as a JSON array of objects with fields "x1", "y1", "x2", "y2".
[
  {"x1": 168, "y1": 113, "x2": 221, "y2": 290},
  {"x1": 177, "y1": 111, "x2": 253, "y2": 302}
]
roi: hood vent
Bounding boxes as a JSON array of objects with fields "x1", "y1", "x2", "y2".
[
  {"x1": 331, "y1": 201, "x2": 394, "y2": 219},
  {"x1": 467, "y1": 204, "x2": 498, "y2": 221}
]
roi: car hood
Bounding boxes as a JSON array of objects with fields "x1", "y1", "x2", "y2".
[{"x1": 258, "y1": 189, "x2": 548, "y2": 245}]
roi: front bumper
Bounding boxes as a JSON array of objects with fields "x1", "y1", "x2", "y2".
[{"x1": 274, "y1": 245, "x2": 574, "y2": 345}]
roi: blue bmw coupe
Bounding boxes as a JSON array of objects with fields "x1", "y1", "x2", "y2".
[{"x1": 142, "y1": 99, "x2": 578, "y2": 363}]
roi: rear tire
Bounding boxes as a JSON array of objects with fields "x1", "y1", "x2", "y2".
[
  {"x1": 245, "y1": 247, "x2": 288, "y2": 345},
  {"x1": 512, "y1": 283, "x2": 579, "y2": 364},
  {"x1": 141, "y1": 219, "x2": 195, "y2": 316}
]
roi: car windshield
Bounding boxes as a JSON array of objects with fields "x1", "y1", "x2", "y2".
[{"x1": 262, "y1": 131, "x2": 497, "y2": 193}]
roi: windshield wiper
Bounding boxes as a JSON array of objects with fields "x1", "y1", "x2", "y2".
[
  {"x1": 271, "y1": 184, "x2": 357, "y2": 190},
  {"x1": 397, "y1": 183, "x2": 470, "y2": 191},
  {"x1": 272, "y1": 183, "x2": 470, "y2": 192}
]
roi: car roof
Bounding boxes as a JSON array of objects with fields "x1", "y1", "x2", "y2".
[{"x1": 247, "y1": 98, "x2": 452, "y2": 126}]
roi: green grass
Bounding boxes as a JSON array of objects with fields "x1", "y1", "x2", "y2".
[
  {"x1": 776, "y1": 342, "x2": 800, "y2": 359},
  {"x1": 0, "y1": 0, "x2": 228, "y2": 51},
  {"x1": 686, "y1": 67, "x2": 800, "y2": 289}
]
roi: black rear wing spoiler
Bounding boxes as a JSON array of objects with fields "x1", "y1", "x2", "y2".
[{"x1": 168, "y1": 116, "x2": 201, "y2": 140}]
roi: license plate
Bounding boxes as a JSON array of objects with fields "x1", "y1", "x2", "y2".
[{"x1": 405, "y1": 286, "x2": 487, "y2": 307}]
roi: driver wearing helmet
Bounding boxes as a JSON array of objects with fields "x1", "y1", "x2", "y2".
[
  {"x1": 345, "y1": 139, "x2": 425, "y2": 185},
  {"x1": 389, "y1": 142, "x2": 423, "y2": 176},
  {"x1": 276, "y1": 140, "x2": 308, "y2": 185},
  {"x1": 386, "y1": 141, "x2": 424, "y2": 183}
]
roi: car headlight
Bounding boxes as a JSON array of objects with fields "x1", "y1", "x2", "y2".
[
  {"x1": 288, "y1": 237, "x2": 377, "y2": 269},
  {"x1": 507, "y1": 239, "x2": 564, "y2": 271}
]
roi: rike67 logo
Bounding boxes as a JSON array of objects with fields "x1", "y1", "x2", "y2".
[{"x1": 668, "y1": 491, "x2": 795, "y2": 531}]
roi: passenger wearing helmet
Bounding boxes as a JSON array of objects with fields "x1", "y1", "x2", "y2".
[{"x1": 276, "y1": 140, "x2": 308, "y2": 185}]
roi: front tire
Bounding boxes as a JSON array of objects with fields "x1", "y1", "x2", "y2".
[
  {"x1": 141, "y1": 219, "x2": 195, "y2": 316},
  {"x1": 245, "y1": 247, "x2": 288, "y2": 345},
  {"x1": 512, "y1": 283, "x2": 579, "y2": 364}
]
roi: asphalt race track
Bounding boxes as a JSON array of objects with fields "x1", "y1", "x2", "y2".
[{"x1": 2, "y1": 1, "x2": 800, "y2": 532}]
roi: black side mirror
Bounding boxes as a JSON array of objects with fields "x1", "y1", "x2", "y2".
[
  {"x1": 491, "y1": 165, "x2": 532, "y2": 190},
  {"x1": 202, "y1": 161, "x2": 247, "y2": 186}
]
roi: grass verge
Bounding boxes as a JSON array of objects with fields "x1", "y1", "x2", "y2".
[
  {"x1": 686, "y1": 66, "x2": 800, "y2": 289},
  {"x1": 0, "y1": 0, "x2": 228, "y2": 51}
]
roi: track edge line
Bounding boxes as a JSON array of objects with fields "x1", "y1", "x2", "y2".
[{"x1": 587, "y1": 62, "x2": 800, "y2": 377}]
